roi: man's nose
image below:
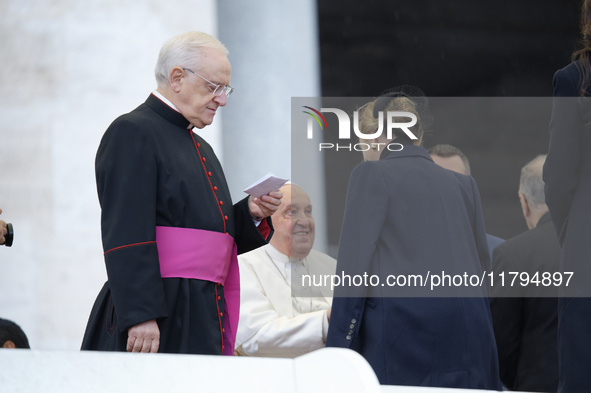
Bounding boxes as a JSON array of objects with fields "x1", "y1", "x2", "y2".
[
  {"x1": 293, "y1": 215, "x2": 310, "y2": 227},
  {"x1": 213, "y1": 92, "x2": 228, "y2": 107}
]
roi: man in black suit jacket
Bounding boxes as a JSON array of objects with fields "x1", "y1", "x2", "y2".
[
  {"x1": 428, "y1": 144, "x2": 505, "y2": 261},
  {"x1": 490, "y1": 155, "x2": 560, "y2": 392}
]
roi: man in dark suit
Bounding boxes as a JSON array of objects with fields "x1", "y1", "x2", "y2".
[
  {"x1": 428, "y1": 144, "x2": 504, "y2": 260},
  {"x1": 490, "y1": 155, "x2": 560, "y2": 392},
  {"x1": 326, "y1": 93, "x2": 501, "y2": 389}
]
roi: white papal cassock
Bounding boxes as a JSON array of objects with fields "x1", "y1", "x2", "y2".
[{"x1": 235, "y1": 244, "x2": 336, "y2": 357}]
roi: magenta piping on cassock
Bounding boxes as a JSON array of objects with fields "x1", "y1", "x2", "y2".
[{"x1": 155, "y1": 226, "x2": 239, "y2": 356}]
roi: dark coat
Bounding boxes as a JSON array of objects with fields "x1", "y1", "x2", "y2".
[
  {"x1": 490, "y1": 213, "x2": 560, "y2": 392},
  {"x1": 543, "y1": 61, "x2": 591, "y2": 392},
  {"x1": 326, "y1": 144, "x2": 501, "y2": 389},
  {"x1": 487, "y1": 233, "x2": 505, "y2": 261}
]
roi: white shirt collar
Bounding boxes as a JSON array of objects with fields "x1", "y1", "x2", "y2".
[
  {"x1": 152, "y1": 90, "x2": 179, "y2": 112},
  {"x1": 151, "y1": 90, "x2": 194, "y2": 130},
  {"x1": 266, "y1": 243, "x2": 309, "y2": 284},
  {"x1": 266, "y1": 243, "x2": 290, "y2": 265}
]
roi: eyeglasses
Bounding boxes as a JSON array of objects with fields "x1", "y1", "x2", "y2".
[{"x1": 183, "y1": 68, "x2": 234, "y2": 98}]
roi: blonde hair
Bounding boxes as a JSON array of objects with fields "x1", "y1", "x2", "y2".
[
  {"x1": 357, "y1": 96, "x2": 424, "y2": 146},
  {"x1": 154, "y1": 31, "x2": 229, "y2": 88}
]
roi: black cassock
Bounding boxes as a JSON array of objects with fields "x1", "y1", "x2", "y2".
[{"x1": 81, "y1": 94, "x2": 271, "y2": 354}]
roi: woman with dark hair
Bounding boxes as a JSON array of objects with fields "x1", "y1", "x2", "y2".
[
  {"x1": 0, "y1": 318, "x2": 30, "y2": 349},
  {"x1": 543, "y1": 1, "x2": 591, "y2": 391}
]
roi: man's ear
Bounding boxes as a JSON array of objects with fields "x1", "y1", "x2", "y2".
[
  {"x1": 3, "y1": 340, "x2": 16, "y2": 349},
  {"x1": 169, "y1": 67, "x2": 184, "y2": 92},
  {"x1": 519, "y1": 193, "x2": 531, "y2": 221}
]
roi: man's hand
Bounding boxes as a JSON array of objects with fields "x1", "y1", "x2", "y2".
[
  {"x1": 127, "y1": 319, "x2": 160, "y2": 353},
  {"x1": 249, "y1": 190, "x2": 283, "y2": 220},
  {"x1": 0, "y1": 208, "x2": 7, "y2": 246}
]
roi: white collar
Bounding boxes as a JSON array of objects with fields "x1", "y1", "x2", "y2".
[
  {"x1": 152, "y1": 90, "x2": 179, "y2": 111},
  {"x1": 266, "y1": 243, "x2": 290, "y2": 265},
  {"x1": 266, "y1": 244, "x2": 307, "y2": 266},
  {"x1": 152, "y1": 90, "x2": 194, "y2": 130}
]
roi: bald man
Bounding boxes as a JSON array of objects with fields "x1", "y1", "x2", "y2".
[{"x1": 235, "y1": 184, "x2": 336, "y2": 357}]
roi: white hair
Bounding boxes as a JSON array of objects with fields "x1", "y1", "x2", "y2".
[
  {"x1": 154, "y1": 31, "x2": 229, "y2": 88},
  {"x1": 518, "y1": 154, "x2": 547, "y2": 210}
]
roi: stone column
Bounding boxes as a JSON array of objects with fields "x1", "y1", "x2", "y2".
[
  {"x1": 218, "y1": 0, "x2": 327, "y2": 252},
  {"x1": 0, "y1": 0, "x2": 220, "y2": 350}
]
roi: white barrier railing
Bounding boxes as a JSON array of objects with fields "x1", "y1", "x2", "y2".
[{"x1": 0, "y1": 347, "x2": 509, "y2": 393}]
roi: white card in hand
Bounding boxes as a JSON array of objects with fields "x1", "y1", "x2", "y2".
[{"x1": 243, "y1": 173, "x2": 289, "y2": 198}]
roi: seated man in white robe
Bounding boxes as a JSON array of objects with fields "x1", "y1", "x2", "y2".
[{"x1": 235, "y1": 183, "x2": 336, "y2": 357}]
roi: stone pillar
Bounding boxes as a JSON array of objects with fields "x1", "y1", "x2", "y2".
[
  {"x1": 218, "y1": 0, "x2": 327, "y2": 252},
  {"x1": 0, "y1": 0, "x2": 220, "y2": 350}
]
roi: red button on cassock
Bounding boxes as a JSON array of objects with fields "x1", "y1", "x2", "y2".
[
  {"x1": 208, "y1": 172, "x2": 212, "y2": 177},
  {"x1": 213, "y1": 186, "x2": 218, "y2": 191},
  {"x1": 197, "y1": 143, "x2": 201, "y2": 148},
  {"x1": 202, "y1": 157, "x2": 206, "y2": 162},
  {"x1": 224, "y1": 215, "x2": 228, "y2": 220},
  {"x1": 219, "y1": 201, "x2": 223, "y2": 206}
]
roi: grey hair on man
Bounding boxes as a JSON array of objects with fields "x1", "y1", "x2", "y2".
[
  {"x1": 519, "y1": 155, "x2": 547, "y2": 210},
  {"x1": 154, "y1": 31, "x2": 229, "y2": 89},
  {"x1": 518, "y1": 154, "x2": 548, "y2": 229}
]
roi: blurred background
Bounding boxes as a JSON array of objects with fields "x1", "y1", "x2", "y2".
[
  {"x1": 317, "y1": 0, "x2": 580, "y2": 253},
  {"x1": 0, "y1": 0, "x2": 581, "y2": 350}
]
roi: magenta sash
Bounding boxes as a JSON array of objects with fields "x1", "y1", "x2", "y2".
[{"x1": 155, "y1": 226, "x2": 239, "y2": 356}]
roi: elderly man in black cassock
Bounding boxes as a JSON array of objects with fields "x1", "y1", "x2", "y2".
[{"x1": 81, "y1": 31, "x2": 282, "y2": 355}]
